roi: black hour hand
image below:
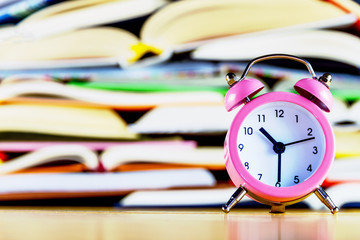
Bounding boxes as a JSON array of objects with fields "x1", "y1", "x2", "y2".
[{"x1": 259, "y1": 127, "x2": 277, "y2": 145}]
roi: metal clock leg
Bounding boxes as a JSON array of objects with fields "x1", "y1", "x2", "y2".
[
  {"x1": 314, "y1": 187, "x2": 339, "y2": 214},
  {"x1": 222, "y1": 186, "x2": 247, "y2": 213}
]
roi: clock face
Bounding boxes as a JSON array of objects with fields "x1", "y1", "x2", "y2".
[{"x1": 236, "y1": 101, "x2": 326, "y2": 188}]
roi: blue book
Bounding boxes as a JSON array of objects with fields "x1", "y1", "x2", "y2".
[{"x1": 0, "y1": 0, "x2": 64, "y2": 24}]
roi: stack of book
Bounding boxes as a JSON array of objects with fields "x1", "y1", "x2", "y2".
[{"x1": 0, "y1": 0, "x2": 359, "y2": 209}]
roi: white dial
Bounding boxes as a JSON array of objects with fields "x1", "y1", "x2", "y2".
[{"x1": 236, "y1": 101, "x2": 325, "y2": 187}]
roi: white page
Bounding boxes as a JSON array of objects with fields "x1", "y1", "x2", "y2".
[{"x1": 0, "y1": 169, "x2": 216, "y2": 193}]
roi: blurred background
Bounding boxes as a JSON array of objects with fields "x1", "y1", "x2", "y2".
[{"x1": 0, "y1": 0, "x2": 359, "y2": 210}]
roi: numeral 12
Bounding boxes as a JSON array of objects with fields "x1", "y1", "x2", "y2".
[{"x1": 275, "y1": 109, "x2": 284, "y2": 118}]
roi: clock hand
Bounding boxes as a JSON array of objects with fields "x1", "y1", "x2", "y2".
[
  {"x1": 285, "y1": 137, "x2": 315, "y2": 146},
  {"x1": 259, "y1": 127, "x2": 286, "y2": 154},
  {"x1": 259, "y1": 128, "x2": 283, "y2": 186},
  {"x1": 259, "y1": 127, "x2": 277, "y2": 145},
  {"x1": 277, "y1": 152, "x2": 281, "y2": 186}
]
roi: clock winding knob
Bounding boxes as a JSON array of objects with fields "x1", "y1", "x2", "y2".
[
  {"x1": 226, "y1": 72, "x2": 240, "y2": 87},
  {"x1": 318, "y1": 73, "x2": 332, "y2": 88}
]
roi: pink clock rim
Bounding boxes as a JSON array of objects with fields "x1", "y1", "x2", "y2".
[{"x1": 226, "y1": 92, "x2": 335, "y2": 202}]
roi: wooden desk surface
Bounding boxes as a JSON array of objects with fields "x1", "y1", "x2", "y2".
[{"x1": 0, "y1": 207, "x2": 359, "y2": 240}]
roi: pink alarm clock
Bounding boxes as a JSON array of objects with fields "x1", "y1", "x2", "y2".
[{"x1": 222, "y1": 54, "x2": 338, "y2": 214}]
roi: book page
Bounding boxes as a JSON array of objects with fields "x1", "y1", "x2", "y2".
[{"x1": 0, "y1": 169, "x2": 216, "y2": 194}]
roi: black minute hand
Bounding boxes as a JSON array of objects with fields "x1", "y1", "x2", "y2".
[
  {"x1": 277, "y1": 152, "x2": 281, "y2": 185},
  {"x1": 285, "y1": 137, "x2": 315, "y2": 146}
]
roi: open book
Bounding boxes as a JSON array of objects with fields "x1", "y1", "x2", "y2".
[
  {"x1": 0, "y1": 0, "x2": 359, "y2": 69},
  {"x1": 0, "y1": 169, "x2": 216, "y2": 201},
  {"x1": 0, "y1": 140, "x2": 223, "y2": 200},
  {"x1": 0, "y1": 102, "x2": 137, "y2": 139},
  {"x1": 8, "y1": 0, "x2": 168, "y2": 38},
  {"x1": 322, "y1": 157, "x2": 360, "y2": 186},
  {"x1": 0, "y1": 76, "x2": 225, "y2": 110},
  {"x1": 192, "y1": 29, "x2": 360, "y2": 69},
  {"x1": 328, "y1": 98, "x2": 360, "y2": 127},
  {"x1": 119, "y1": 187, "x2": 238, "y2": 208},
  {"x1": 129, "y1": 104, "x2": 237, "y2": 134},
  {"x1": 321, "y1": 98, "x2": 360, "y2": 158},
  {"x1": 0, "y1": 141, "x2": 225, "y2": 174},
  {"x1": 335, "y1": 130, "x2": 360, "y2": 158}
]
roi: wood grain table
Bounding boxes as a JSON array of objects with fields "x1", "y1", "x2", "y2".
[{"x1": 0, "y1": 207, "x2": 359, "y2": 239}]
